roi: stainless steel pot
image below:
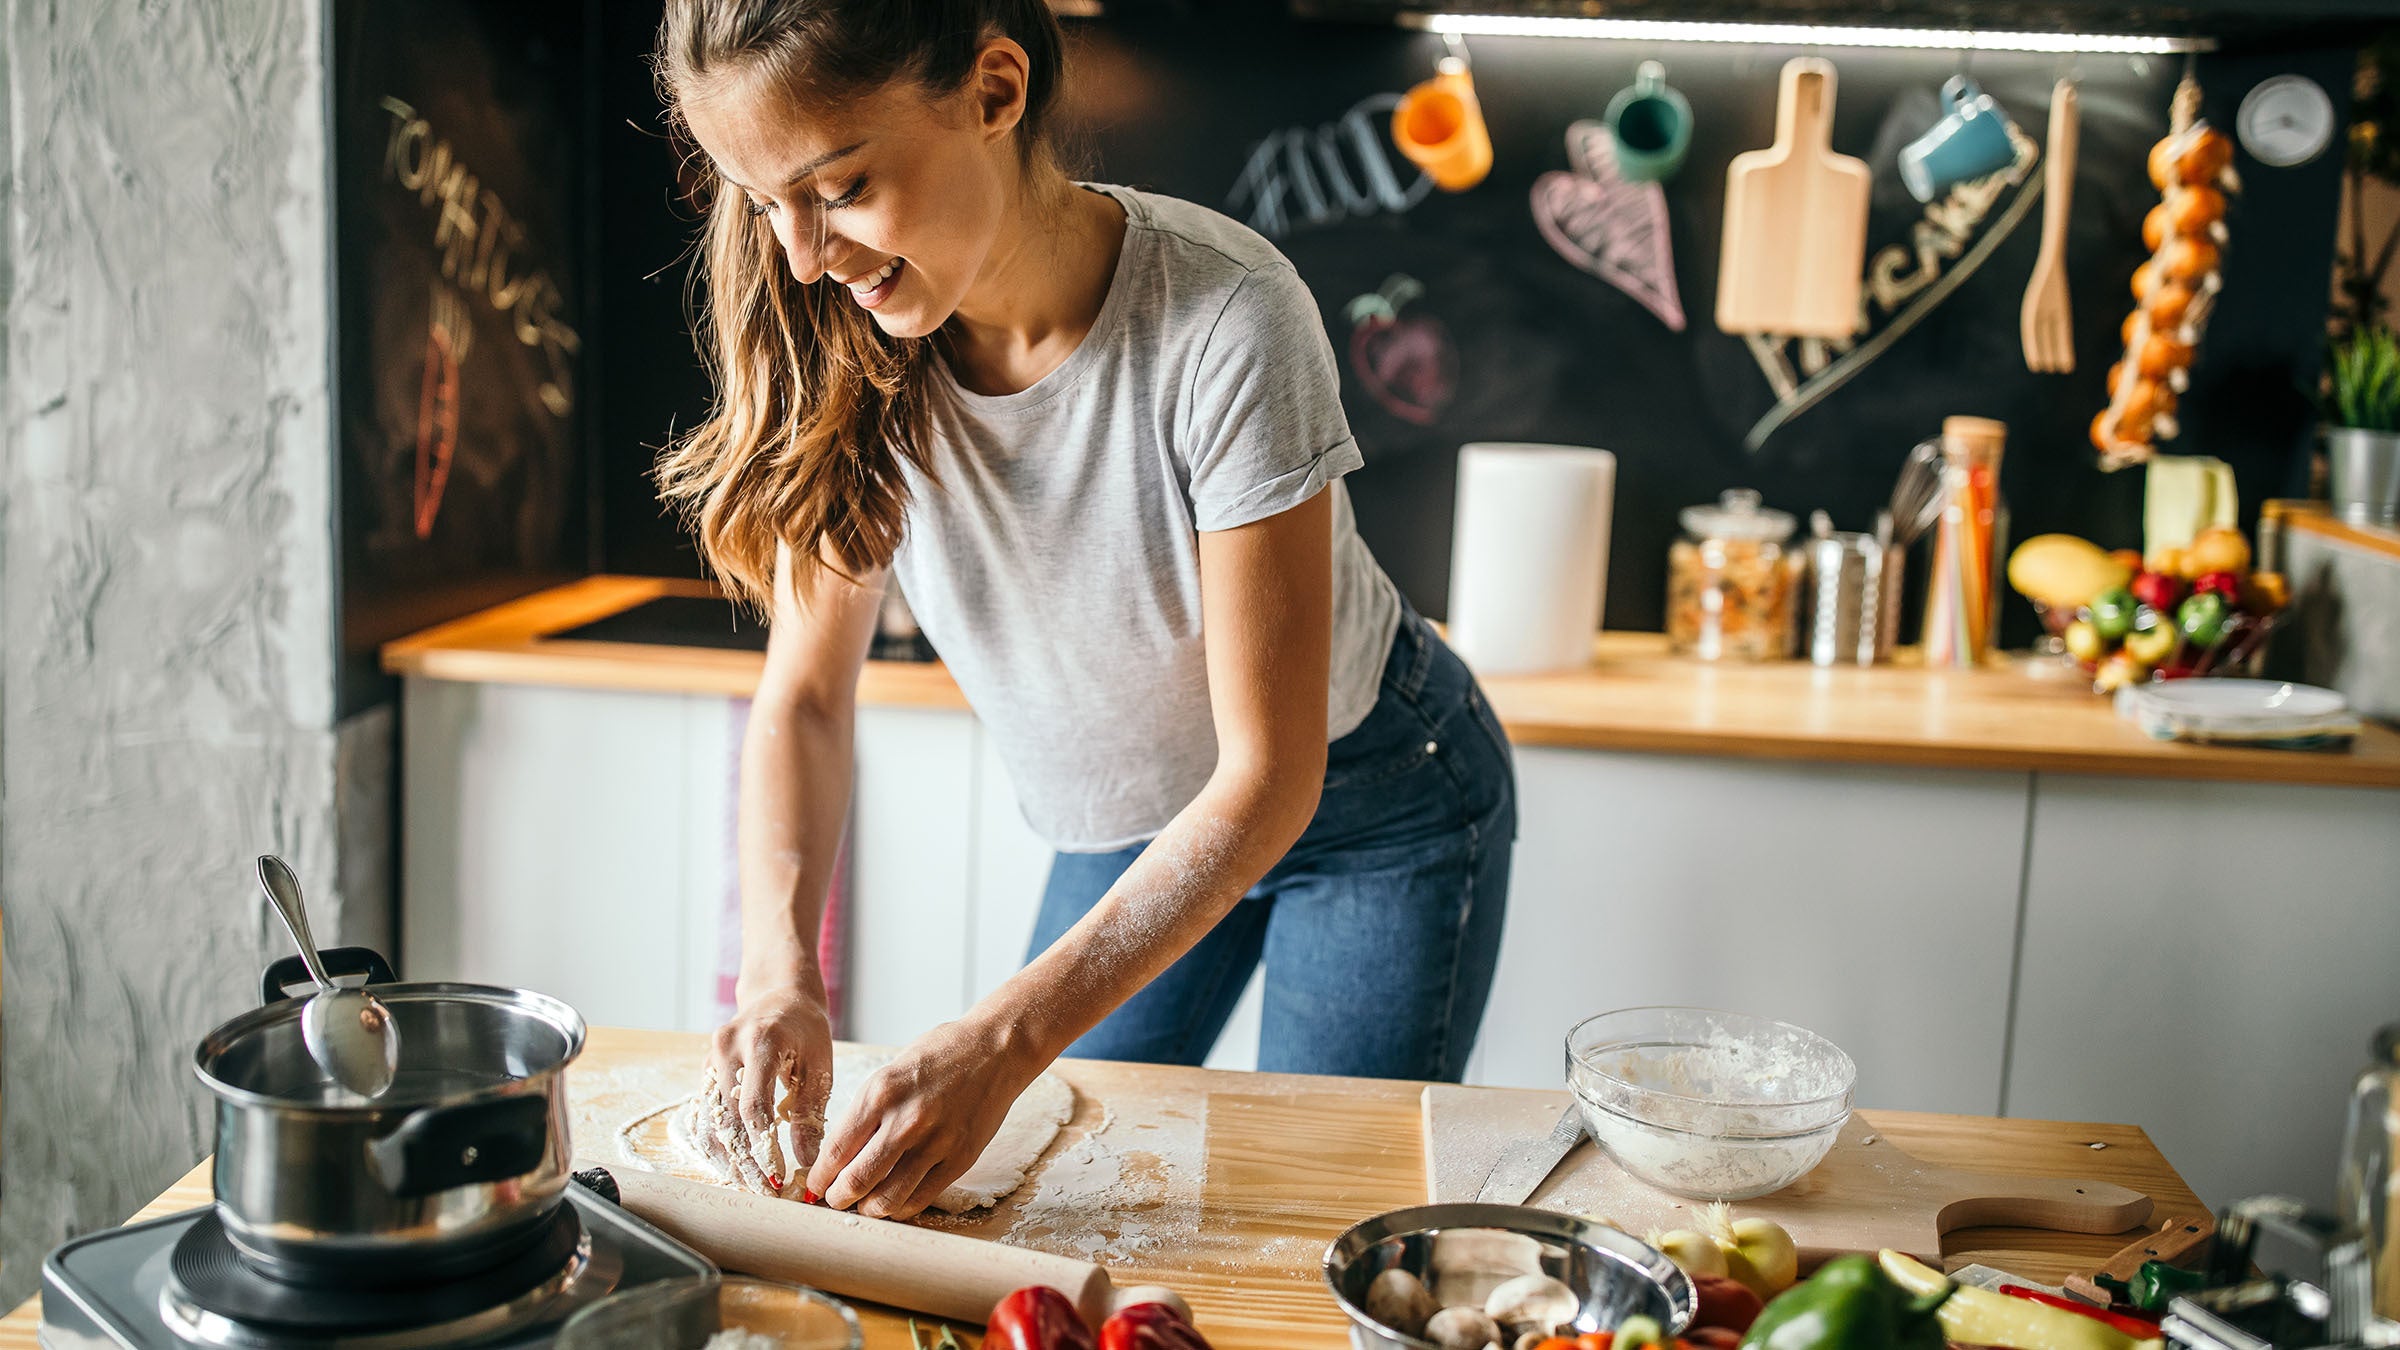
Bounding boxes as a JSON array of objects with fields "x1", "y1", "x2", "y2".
[{"x1": 193, "y1": 948, "x2": 586, "y2": 1285}]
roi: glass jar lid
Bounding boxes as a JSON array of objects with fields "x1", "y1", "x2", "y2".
[{"x1": 1680, "y1": 489, "x2": 1795, "y2": 543}]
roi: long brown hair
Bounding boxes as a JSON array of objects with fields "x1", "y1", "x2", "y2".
[{"x1": 653, "y1": 0, "x2": 1066, "y2": 609}]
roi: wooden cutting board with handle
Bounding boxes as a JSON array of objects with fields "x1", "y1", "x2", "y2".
[
  {"x1": 1424, "y1": 1086, "x2": 2152, "y2": 1268},
  {"x1": 1715, "y1": 57, "x2": 1871, "y2": 338}
]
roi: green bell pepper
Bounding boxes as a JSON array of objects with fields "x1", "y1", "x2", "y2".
[
  {"x1": 2130, "y1": 1260, "x2": 2208, "y2": 1313},
  {"x1": 1738, "y1": 1255, "x2": 1950, "y2": 1350}
]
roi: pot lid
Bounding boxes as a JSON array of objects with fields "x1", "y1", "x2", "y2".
[{"x1": 1681, "y1": 489, "x2": 1795, "y2": 543}]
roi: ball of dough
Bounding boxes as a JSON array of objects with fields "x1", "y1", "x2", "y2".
[
  {"x1": 1363, "y1": 1268, "x2": 1440, "y2": 1339},
  {"x1": 1484, "y1": 1273, "x2": 1579, "y2": 1338},
  {"x1": 1425, "y1": 1306, "x2": 1506, "y2": 1350}
]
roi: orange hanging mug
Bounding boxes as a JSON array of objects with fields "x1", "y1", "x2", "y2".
[{"x1": 1392, "y1": 57, "x2": 1492, "y2": 193}]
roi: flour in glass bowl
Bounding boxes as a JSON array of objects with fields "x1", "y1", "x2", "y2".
[{"x1": 1570, "y1": 1012, "x2": 1853, "y2": 1201}]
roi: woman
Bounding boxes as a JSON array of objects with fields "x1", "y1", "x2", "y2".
[{"x1": 659, "y1": 0, "x2": 1515, "y2": 1221}]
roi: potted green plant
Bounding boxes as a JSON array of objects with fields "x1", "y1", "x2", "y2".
[{"x1": 2327, "y1": 324, "x2": 2400, "y2": 524}]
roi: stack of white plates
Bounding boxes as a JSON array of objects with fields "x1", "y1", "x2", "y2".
[{"x1": 2115, "y1": 679, "x2": 2362, "y2": 748}]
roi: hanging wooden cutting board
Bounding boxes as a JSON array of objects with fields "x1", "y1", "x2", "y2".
[
  {"x1": 1715, "y1": 57, "x2": 1872, "y2": 339},
  {"x1": 1424, "y1": 1085, "x2": 2152, "y2": 1267}
]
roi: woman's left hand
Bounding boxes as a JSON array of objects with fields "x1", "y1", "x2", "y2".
[{"x1": 804, "y1": 1016, "x2": 1041, "y2": 1219}]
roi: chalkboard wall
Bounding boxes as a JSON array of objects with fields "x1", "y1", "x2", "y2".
[
  {"x1": 587, "y1": 4, "x2": 2350, "y2": 650},
  {"x1": 334, "y1": 0, "x2": 596, "y2": 715}
]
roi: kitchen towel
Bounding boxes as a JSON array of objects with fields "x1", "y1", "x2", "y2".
[{"x1": 1446, "y1": 443, "x2": 1616, "y2": 674}]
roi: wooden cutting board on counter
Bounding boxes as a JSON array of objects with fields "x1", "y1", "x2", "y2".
[{"x1": 1424, "y1": 1085, "x2": 2153, "y2": 1266}]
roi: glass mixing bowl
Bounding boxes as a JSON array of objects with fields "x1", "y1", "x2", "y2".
[{"x1": 1565, "y1": 1007, "x2": 1855, "y2": 1201}]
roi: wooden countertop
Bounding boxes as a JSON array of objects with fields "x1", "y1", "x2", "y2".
[
  {"x1": 2, "y1": 1026, "x2": 2209, "y2": 1350},
  {"x1": 381, "y1": 574, "x2": 2400, "y2": 790}
]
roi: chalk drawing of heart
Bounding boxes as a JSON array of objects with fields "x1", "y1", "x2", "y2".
[{"x1": 1532, "y1": 121, "x2": 1686, "y2": 332}]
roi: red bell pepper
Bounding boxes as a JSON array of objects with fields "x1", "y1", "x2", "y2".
[
  {"x1": 1098, "y1": 1301, "x2": 1211, "y2": 1350},
  {"x1": 1999, "y1": 1284, "x2": 2163, "y2": 1337},
  {"x1": 986, "y1": 1287, "x2": 1096, "y2": 1350}
]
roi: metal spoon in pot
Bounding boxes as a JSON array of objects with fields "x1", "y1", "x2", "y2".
[{"x1": 256, "y1": 854, "x2": 400, "y2": 1098}]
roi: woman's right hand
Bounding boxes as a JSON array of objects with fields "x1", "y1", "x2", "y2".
[{"x1": 698, "y1": 982, "x2": 836, "y2": 1197}]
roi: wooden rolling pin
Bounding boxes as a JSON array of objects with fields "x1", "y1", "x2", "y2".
[{"x1": 581, "y1": 1166, "x2": 1160, "y2": 1326}]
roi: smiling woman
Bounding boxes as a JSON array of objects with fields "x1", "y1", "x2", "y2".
[{"x1": 648, "y1": 0, "x2": 1516, "y2": 1226}]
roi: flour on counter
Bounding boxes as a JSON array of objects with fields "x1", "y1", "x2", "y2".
[{"x1": 1002, "y1": 1096, "x2": 1206, "y2": 1265}]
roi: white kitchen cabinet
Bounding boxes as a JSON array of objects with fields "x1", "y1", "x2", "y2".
[
  {"x1": 2005, "y1": 774, "x2": 2400, "y2": 1212},
  {"x1": 400, "y1": 682, "x2": 988, "y2": 1047},
  {"x1": 400, "y1": 678, "x2": 734, "y2": 1032},
  {"x1": 843, "y1": 706, "x2": 982, "y2": 1045},
  {"x1": 1465, "y1": 748, "x2": 2032, "y2": 1117}
]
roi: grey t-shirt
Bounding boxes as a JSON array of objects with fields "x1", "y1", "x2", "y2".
[{"x1": 889, "y1": 183, "x2": 1402, "y2": 851}]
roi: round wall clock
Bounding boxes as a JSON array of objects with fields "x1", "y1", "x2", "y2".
[{"x1": 2237, "y1": 75, "x2": 2336, "y2": 169}]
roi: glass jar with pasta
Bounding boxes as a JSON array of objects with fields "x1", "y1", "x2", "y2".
[{"x1": 1667, "y1": 489, "x2": 1800, "y2": 660}]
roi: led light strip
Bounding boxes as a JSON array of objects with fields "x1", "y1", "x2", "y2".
[{"x1": 1404, "y1": 12, "x2": 2214, "y2": 54}]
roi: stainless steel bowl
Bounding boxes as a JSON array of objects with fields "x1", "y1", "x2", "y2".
[{"x1": 1324, "y1": 1204, "x2": 1694, "y2": 1350}]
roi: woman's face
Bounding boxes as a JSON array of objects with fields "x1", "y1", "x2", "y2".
[{"x1": 679, "y1": 48, "x2": 1026, "y2": 340}]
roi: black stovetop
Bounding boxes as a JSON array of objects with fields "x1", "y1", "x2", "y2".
[{"x1": 39, "y1": 1184, "x2": 715, "y2": 1349}]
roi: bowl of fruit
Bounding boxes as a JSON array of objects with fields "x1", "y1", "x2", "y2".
[{"x1": 2007, "y1": 527, "x2": 2287, "y2": 692}]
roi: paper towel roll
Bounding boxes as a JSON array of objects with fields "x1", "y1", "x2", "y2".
[{"x1": 1446, "y1": 443, "x2": 1616, "y2": 674}]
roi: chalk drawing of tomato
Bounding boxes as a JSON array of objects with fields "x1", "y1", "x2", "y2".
[{"x1": 1345, "y1": 274, "x2": 1456, "y2": 427}]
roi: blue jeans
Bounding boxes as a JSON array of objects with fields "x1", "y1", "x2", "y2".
[{"x1": 1024, "y1": 603, "x2": 1516, "y2": 1082}]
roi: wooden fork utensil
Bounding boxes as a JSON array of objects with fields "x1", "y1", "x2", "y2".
[{"x1": 2021, "y1": 79, "x2": 2079, "y2": 373}]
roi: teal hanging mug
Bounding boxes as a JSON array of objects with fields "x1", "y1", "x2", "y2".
[
  {"x1": 1898, "y1": 76, "x2": 2020, "y2": 202},
  {"x1": 1606, "y1": 61, "x2": 1692, "y2": 183}
]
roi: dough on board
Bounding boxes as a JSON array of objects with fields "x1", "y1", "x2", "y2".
[{"x1": 617, "y1": 1045, "x2": 1077, "y2": 1213}]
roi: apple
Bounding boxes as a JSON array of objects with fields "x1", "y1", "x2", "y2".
[
  {"x1": 2087, "y1": 587, "x2": 2138, "y2": 642},
  {"x1": 2124, "y1": 618, "x2": 2179, "y2": 666},
  {"x1": 2063, "y1": 619, "x2": 2106, "y2": 665},
  {"x1": 2129, "y1": 571, "x2": 2185, "y2": 614},
  {"x1": 2177, "y1": 591, "x2": 2231, "y2": 647},
  {"x1": 2192, "y1": 570, "x2": 2241, "y2": 602},
  {"x1": 2095, "y1": 650, "x2": 2148, "y2": 692},
  {"x1": 2242, "y1": 571, "x2": 2290, "y2": 614}
]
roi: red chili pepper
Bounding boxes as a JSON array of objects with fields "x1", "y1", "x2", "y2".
[
  {"x1": 986, "y1": 1287, "x2": 1096, "y2": 1350},
  {"x1": 1098, "y1": 1302, "x2": 1210, "y2": 1350},
  {"x1": 1999, "y1": 1285, "x2": 2163, "y2": 1337}
]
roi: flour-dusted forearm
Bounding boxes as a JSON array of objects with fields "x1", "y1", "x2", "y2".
[
  {"x1": 734, "y1": 694, "x2": 851, "y2": 1002},
  {"x1": 706, "y1": 545, "x2": 886, "y2": 1195},
  {"x1": 993, "y1": 764, "x2": 1321, "y2": 1067}
]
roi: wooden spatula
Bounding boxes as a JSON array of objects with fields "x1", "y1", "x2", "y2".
[
  {"x1": 1716, "y1": 57, "x2": 1871, "y2": 339},
  {"x1": 2021, "y1": 80, "x2": 2080, "y2": 373}
]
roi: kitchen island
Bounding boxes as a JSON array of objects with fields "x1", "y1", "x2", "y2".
[
  {"x1": 382, "y1": 577, "x2": 2400, "y2": 1216},
  {"x1": 0, "y1": 1027, "x2": 2215, "y2": 1349}
]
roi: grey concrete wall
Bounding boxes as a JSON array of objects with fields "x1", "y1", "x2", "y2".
[{"x1": 0, "y1": 0, "x2": 385, "y2": 1305}]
